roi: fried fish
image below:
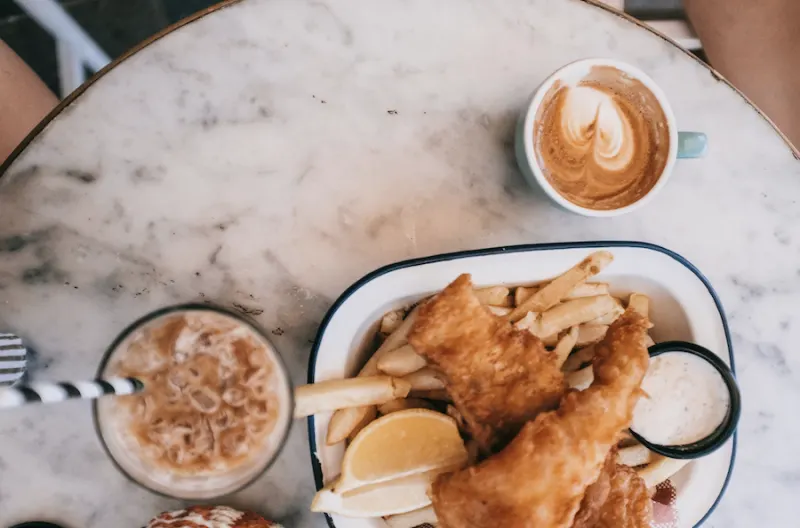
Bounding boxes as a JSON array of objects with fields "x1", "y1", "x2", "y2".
[
  {"x1": 408, "y1": 274, "x2": 565, "y2": 452},
  {"x1": 431, "y1": 310, "x2": 651, "y2": 528},
  {"x1": 572, "y1": 451, "x2": 652, "y2": 528}
]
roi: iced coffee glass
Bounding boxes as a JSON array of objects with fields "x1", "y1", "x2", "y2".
[{"x1": 94, "y1": 304, "x2": 293, "y2": 499}]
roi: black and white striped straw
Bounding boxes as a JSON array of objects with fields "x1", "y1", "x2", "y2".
[
  {"x1": 0, "y1": 333, "x2": 27, "y2": 387},
  {"x1": 0, "y1": 377, "x2": 144, "y2": 409}
]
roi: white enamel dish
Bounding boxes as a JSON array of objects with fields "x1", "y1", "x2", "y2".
[{"x1": 307, "y1": 242, "x2": 736, "y2": 528}]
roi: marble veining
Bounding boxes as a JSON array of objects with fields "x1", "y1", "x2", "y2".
[{"x1": 0, "y1": 0, "x2": 799, "y2": 526}]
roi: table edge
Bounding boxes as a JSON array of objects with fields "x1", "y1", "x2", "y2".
[
  {"x1": 0, "y1": 0, "x2": 796, "y2": 178},
  {"x1": 0, "y1": 0, "x2": 244, "y2": 177}
]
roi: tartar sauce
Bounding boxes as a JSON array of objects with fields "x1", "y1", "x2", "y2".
[{"x1": 632, "y1": 351, "x2": 730, "y2": 446}]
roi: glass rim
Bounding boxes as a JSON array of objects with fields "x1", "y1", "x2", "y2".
[{"x1": 92, "y1": 302, "x2": 295, "y2": 500}]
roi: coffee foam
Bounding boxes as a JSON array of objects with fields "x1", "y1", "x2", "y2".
[
  {"x1": 561, "y1": 86, "x2": 634, "y2": 172},
  {"x1": 534, "y1": 66, "x2": 670, "y2": 210}
]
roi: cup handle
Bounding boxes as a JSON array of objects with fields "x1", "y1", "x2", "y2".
[{"x1": 677, "y1": 132, "x2": 708, "y2": 159}]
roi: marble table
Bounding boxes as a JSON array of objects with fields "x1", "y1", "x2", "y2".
[{"x1": 0, "y1": 0, "x2": 798, "y2": 526}]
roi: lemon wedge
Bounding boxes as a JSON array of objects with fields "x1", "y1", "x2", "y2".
[
  {"x1": 384, "y1": 506, "x2": 438, "y2": 527},
  {"x1": 311, "y1": 469, "x2": 450, "y2": 517},
  {"x1": 335, "y1": 409, "x2": 468, "y2": 493}
]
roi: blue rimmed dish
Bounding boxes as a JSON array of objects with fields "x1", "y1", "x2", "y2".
[{"x1": 307, "y1": 241, "x2": 736, "y2": 528}]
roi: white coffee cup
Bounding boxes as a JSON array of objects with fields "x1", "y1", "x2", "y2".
[{"x1": 515, "y1": 58, "x2": 706, "y2": 217}]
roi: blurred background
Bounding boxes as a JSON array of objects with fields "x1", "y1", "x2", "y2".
[
  {"x1": 1, "y1": 0, "x2": 698, "y2": 98},
  {"x1": 3, "y1": 0, "x2": 798, "y2": 151},
  {"x1": 1, "y1": 0, "x2": 219, "y2": 96}
]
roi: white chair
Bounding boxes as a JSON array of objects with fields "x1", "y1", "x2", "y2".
[{"x1": 13, "y1": 0, "x2": 111, "y2": 98}]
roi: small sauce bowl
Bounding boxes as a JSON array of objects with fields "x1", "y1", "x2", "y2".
[{"x1": 630, "y1": 341, "x2": 741, "y2": 460}]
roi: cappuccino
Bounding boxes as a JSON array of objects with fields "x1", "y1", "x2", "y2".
[{"x1": 534, "y1": 66, "x2": 670, "y2": 210}]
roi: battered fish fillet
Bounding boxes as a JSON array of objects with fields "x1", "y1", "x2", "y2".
[
  {"x1": 572, "y1": 452, "x2": 652, "y2": 528},
  {"x1": 572, "y1": 452, "x2": 615, "y2": 528},
  {"x1": 408, "y1": 274, "x2": 565, "y2": 452},
  {"x1": 431, "y1": 310, "x2": 651, "y2": 528}
]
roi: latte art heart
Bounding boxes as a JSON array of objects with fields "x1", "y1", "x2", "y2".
[
  {"x1": 534, "y1": 66, "x2": 671, "y2": 211},
  {"x1": 561, "y1": 86, "x2": 635, "y2": 173}
]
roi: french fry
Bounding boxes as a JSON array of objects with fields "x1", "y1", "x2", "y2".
[
  {"x1": 327, "y1": 407, "x2": 369, "y2": 445},
  {"x1": 567, "y1": 365, "x2": 594, "y2": 390},
  {"x1": 618, "y1": 444, "x2": 653, "y2": 467},
  {"x1": 384, "y1": 506, "x2": 438, "y2": 528},
  {"x1": 514, "y1": 285, "x2": 540, "y2": 306},
  {"x1": 359, "y1": 307, "x2": 421, "y2": 379},
  {"x1": 544, "y1": 296, "x2": 617, "y2": 337},
  {"x1": 403, "y1": 368, "x2": 445, "y2": 391},
  {"x1": 410, "y1": 389, "x2": 451, "y2": 401},
  {"x1": 327, "y1": 307, "x2": 421, "y2": 444},
  {"x1": 553, "y1": 326, "x2": 579, "y2": 367},
  {"x1": 380, "y1": 309, "x2": 406, "y2": 335},
  {"x1": 295, "y1": 376, "x2": 411, "y2": 418},
  {"x1": 637, "y1": 455, "x2": 689, "y2": 489},
  {"x1": 347, "y1": 405, "x2": 377, "y2": 441},
  {"x1": 486, "y1": 305, "x2": 512, "y2": 317},
  {"x1": 562, "y1": 345, "x2": 596, "y2": 373},
  {"x1": 586, "y1": 297, "x2": 624, "y2": 325},
  {"x1": 515, "y1": 282, "x2": 609, "y2": 306},
  {"x1": 514, "y1": 311, "x2": 539, "y2": 333},
  {"x1": 541, "y1": 323, "x2": 604, "y2": 348},
  {"x1": 507, "y1": 251, "x2": 614, "y2": 322},
  {"x1": 378, "y1": 397, "x2": 434, "y2": 415},
  {"x1": 515, "y1": 295, "x2": 619, "y2": 338},
  {"x1": 544, "y1": 324, "x2": 609, "y2": 350},
  {"x1": 565, "y1": 282, "x2": 610, "y2": 300},
  {"x1": 586, "y1": 312, "x2": 620, "y2": 326},
  {"x1": 369, "y1": 307, "x2": 420, "y2": 369},
  {"x1": 474, "y1": 286, "x2": 511, "y2": 307},
  {"x1": 377, "y1": 344, "x2": 427, "y2": 377},
  {"x1": 575, "y1": 324, "x2": 609, "y2": 347},
  {"x1": 628, "y1": 293, "x2": 650, "y2": 318}
]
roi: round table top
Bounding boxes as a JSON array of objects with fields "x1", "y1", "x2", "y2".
[{"x1": 1, "y1": 0, "x2": 798, "y2": 526}]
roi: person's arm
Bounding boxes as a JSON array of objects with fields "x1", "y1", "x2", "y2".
[
  {"x1": 684, "y1": 0, "x2": 800, "y2": 149},
  {"x1": 0, "y1": 40, "x2": 58, "y2": 164}
]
